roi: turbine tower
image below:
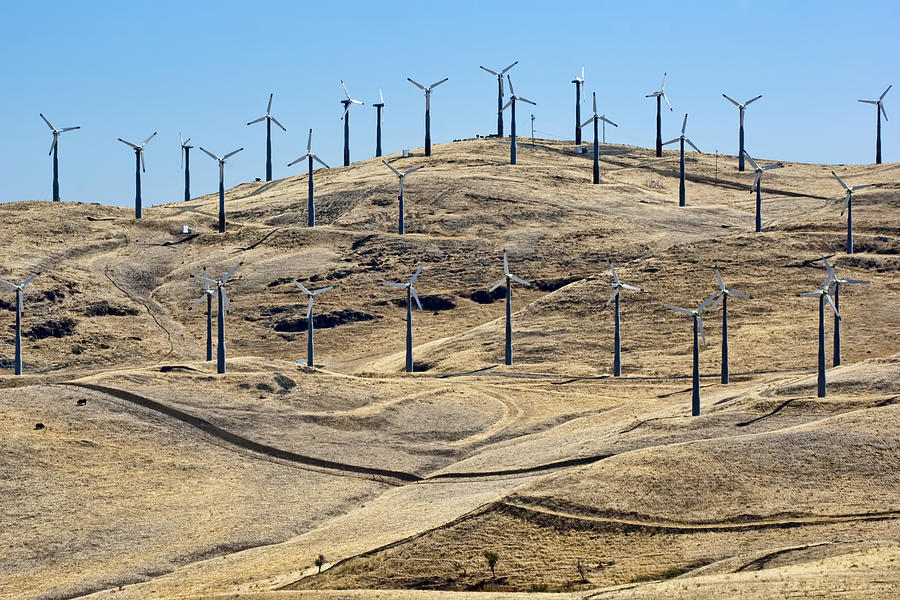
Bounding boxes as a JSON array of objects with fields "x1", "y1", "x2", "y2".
[
  {"x1": 383, "y1": 161, "x2": 422, "y2": 235},
  {"x1": 832, "y1": 171, "x2": 872, "y2": 255},
  {"x1": 40, "y1": 114, "x2": 79, "y2": 202},
  {"x1": 407, "y1": 76, "x2": 449, "y2": 157},
  {"x1": 704, "y1": 266, "x2": 751, "y2": 384},
  {"x1": 744, "y1": 150, "x2": 783, "y2": 232},
  {"x1": 382, "y1": 263, "x2": 424, "y2": 373},
  {"x1": 0, "y1": 274, "x2": 38, "y2": 375},
  {"x1": 181, "y1": 134, "x2": 193, "y2": 202},
  {"x1": 372, "y1": 89, "x2": 385, "y2": 157},
  {"x1": 118, "y1": 132, "x2": 156, "y2": 219},
  {"x1": 246, "y1": 93, "x2": 287, "y2": 182},
  {"x1": 502, "y1": 75, "x2": 536, "y2": 165},
  {"x1": 291, "y1": 280, "x2": 336, "y2": 368},
  {"x1": 198, "y1": 263, "x2": 242, "y2": 374},
  {"x1": 572, "y1": 67, "x2": 585, "y2": 144},
  {"x1": 665, "y1": 292, "x2": 719, "y2": 416},
  {"x1": 288, "y1": 129, "x2": 330, "y2": 227},
  {"x1": 663, "y1": 114, "x2": 701, "y2": 206},
  {"x1": 722, "y1": 94, "x2": 762, "y2": 171},
  {"x1": 606, "y1": 262, "x2": 641, "y2": 377},
  {"x1": 339, "y1": 80, "x2": 364, "y2": 166},
  {"x1": 858, "y1": 85, "x2": 891, "y2": 164},
  {"x1": 645, "y1": 72, "x2": 672, "y2": 158},
  {"x1": 488, "y1": 249, "x2": 532, "y2": 366},
  {"x1": 821, "y1": 257, "x2": 869, "y2": 367},
  {"x1": 479, "y1": 61, "x2": 517, "y2": 137},
  {"x1": 199, "y1": 146, "x2": 243, "y2": 234},
  {"x1": 799, "y1": 266, "x2": 839, "y2": 397},
  {"x1": 582, "y1": 92, "x2": 618, "y2": 184},
  {"x1": 189, "y1": 267, "x2": 217, "y2": 361}
]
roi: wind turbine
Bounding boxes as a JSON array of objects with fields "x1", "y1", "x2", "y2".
[
  {"x1": 479, "y1": 61, "x2": 517, "y2": 137},
  {"x1": 181, "y1": 134, "x2": 193, "y2": 202},
  {"x1": 665, "y1": 292, "x2": 719, "y2": 416},
  {"x1": 118, "y1": 132, "x2": 156, "y2": 219},
  {"x1": 502, "y1": 75, "x2": 536, "y2": 165},
  {"x1": 39, "y1": 114, "x2": 79, "y2": 202},
  {"x1": 199, "y1": 146, "x2": 243, "y2": 234},
  {"x1": 582, "y1": 92, "x2": 618, "y2": 184},
  {"x1": 198, "y1": 263, "x2": 242, "y2": 374},
  {"x1": 858, "y1": 85, "x2": 891, "y2": 164},
  {"x1": 488, "y1": 249, "x2": 532, "y2": 366},
  {"x1": 663, "y1": 114, "x2": 701, "y2": 206},
  {"x1": 288, "y1": 129, "x2": 330, "y2": 227},
  {"x1": 646, "y1": 73, "x2": 672, "y2": 157},
  {"x1": 372, "y1": 89, "x2": 385, "y2": 157},
  {"x1": 382, "y1": 263, "x2": 424, "y2": 373},
  {"x1": 798, "y1": 264, "x2": 839, "y2": 397},
  {"x1": 291, "y1": 280, "x2": 336, "y2": 368},
  {"x1": 407, "y1": 76, "x2": 449, "y2": 157},
  {"x1": 572, "y1": 67, "x2": 585, "y2": 144},
  {"x1": 0, "y1": 274, "x2": 39, "y2": 375},
  {"x1": 722, "y1": 93, "x2": 762, "y2": 171},
  {"x1": 832, "y1": 171, "x2": 873, "y2": 255},
  {"x1": 246, "y1": 93, "x2": 287, "y2": 182},
  {"x1": 383, "y1": 161, "x2": 422, "y2": 235},
  {"x1": 704, "y1": 266, "x2": 751, "y2": 384},
  {"x1": 189, "y1": 267, "x2": 216, "y2": 361},
  {"x1": 821, "y1": 257, "x2": 869, "y2": 367},
  {"x1": 605, "y1": 262, "x2": 641, "y2": 377},
  {"x1": 744, "y1": 150, "x2": 783, "y2": 232},
  {"x1": 339, "y1": 80, "x2": 364, "y2": 166}
]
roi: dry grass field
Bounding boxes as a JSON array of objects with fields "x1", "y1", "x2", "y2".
[{"x1": 1, "y1": 137, "x2": 898, "y2": 600}]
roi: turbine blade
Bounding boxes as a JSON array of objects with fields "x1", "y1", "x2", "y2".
[
  {"x1": 119, "y1": 138, "x2": 139, "y2": 150},
  {"x1": 799, "y1": 291, "x2": 822, "y2": 298},
  {"x1": 662, "y1": 92, "x2": 672, "y2": 111},
  {"x1": 621, "y1": 283, "x2": 642, "y2": 292},
  {"x1": 706, "y1": 293, "x2": 724, "y2": 312},
  {"x1": 140, "y1": 151, "x2": 146, "y2": 173},
  {"x1": 686, "y1": 139, "x2": 701, "y2": 153},
  {"x1": 312, "y1": 154, "x2": 330, "y2": 168},
  {"x1": 59, "y1": 126, "x2": 80, "y2": 132},
  {"x1": 21, "y1": 274, "x2": 38, "y2": 287},
  {"x1": 307, "y1": 297, "x2": 313, "y2": 320},
  {"x1": 880, "y1": 84, "x2": 892, "y2": 101},
  {"x1": 293, "y1": 280, "x2": 311, "y2": 295},
  {"x1": 600, "y1": 116, "x2": 618, "y2": 127},
  {"x1": 383, "y1": 160, "x2": 402, "y2": 177},
  {"x1": 224, "y1": 147, "x2": 243, "y2": 160},
  {"x1": 271, "y1": 116, "x2": 287, "y2": 131},
  {"x1": 593, "y1": 91, "x2": 597, "y2": 114},
  {"x1": 698, "y1": 291, "x2": 720, "y2": 312},
  {"x1": 581, "y1": 117, "x2": 595, "y2": 129},
  {"x1": 502, "y1": 99, "x2": 513, "y2": 111},
  {"x1": 142, "y1": 132, "x2": 157, "y2": 146},
  {"x1": 832, "y1": 171, "x2": 849, "y2": 191},
  {"x1": 430, "y1": 77, "x2": 448, "y2": 89},
  {"x1": 824, "y1": 293, "x2": 840, "y2": 318},
  {"x1": 662, "y1": 138, "x2": 679, "y2": 146},
  {"x1": 661, "y1": 72, "x2": 666, "y2": 90},
  {"x1": 745, "y1": 94, "x2": 762, "y2": 106},
  {"x1": 222, "y1": 262, "x2": 242, "y2": 282},
  {"x1": 341, "y1": 80, "x2": 351, "y2": 98},
  {"x1": 503, "y1": 250, "x2": 509, "y2": 275},
  {"x1": 501, "y1": 60, "x2": 518, "y2": 74},
  {"x1": 267, "y1": 93, "x2": 273, "y2": 114},
  {"x1": 857, "y1": 99, "x2": 878, "y2": 104},
  {"x1": 518, "y1": 97, "x2": 536, "y2": 106},
  {"x1": 881, "y1": 104, "x2": 888, "y2": 121},
  {"x1": 403, "y1": 166, "x2": 423, "y2": 176},
  {"x1": 665, "y1": 305, "x2": 695, "y2": 317},
  {"x1": 0, "y1": 278, "x2": 17, "y2": 291},
  {"x1": 480, "y1": 66, "x2": 499, "y2": 76},
  {"x1": 410, "y1": 287, "x2": 422, "y2": 310},
  {"x1": 681, "y1": 113, "x2": 688, "y2": 134},
  {"x1": 190, "y1": 294, "x2": 207, "y2": 308},
  {"x1": 752, "y1": 172, "x2": 761, "y2": 191},
  {"x1": 247, "y1": 116, "x2": 266, "y2": 125},
  {"x1": 199, "y1": 147, "x2": 218, "y2": 161},
  {"x1": 842, "y1": 279, "x2": 870, "y2": 284},
  {"x1": 410, "y1": 262, "x2": 424, "y2": 284},
  {"x1": 510, "y1": 274, "x2": 530, "y2": 286},
  {"x1": 851, "y1": 184, "x2": 873, "y2": 191},
  {"x1": 307, "y1": 128, "x2": 313, "y2": 152},
  {"x1": 609, "y1": 262, "x2": 620, "y2": 286},
  {"x1": 40, "y1": 113, "x2": 55, "y2": 130},
  {"x1": 762, "y1": 163, "x2": 782, "y2": 170},
  {"x1": 488, "y1": 278, "x2": 506, "y2": 293},
  {"x1": 407, "y1": 78, "x2": 425, "y2": 90},
  {"x1": 743, "y1": 151, "x2": 760, "y2": 172},
  {"x1": 312, "y1": 285, "x2": 335, "y2": 295},
  {"x1": 715, "y1": 267, "x2": 725, "y2": 291},
  {"x1": 341, "y1": 104, "x2": 350, "y2": 120},
  {"x1": 287, "y1": 155, "x2": 307, "y2": 167},
  {"x1": 605, "y1": 290, "x2": 619, "y2": 307},
  {"x1": 379, "y1": 88, "x2": 384, "y2": 104},
  {"x1": 49, "y1": 136, "x2": 57, "y2": 155},
  {"x1": 722, "y1": 94, "x2": 740, "y2": 107},
  {"x1": 382, "y1": 282, "x2": 408, "y2": 288},
  {"x1": 729, "y1": 290, "x2": 751, "y2": 298},
  {"x1": 842, "y1": 191, "x2": 851, "y2": 215},
  {"x1": 507, "y1": 74, "x2": 515, "y2": 97}
]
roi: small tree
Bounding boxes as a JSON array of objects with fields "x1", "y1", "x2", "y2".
[
  {"x1": 576, "y1": 559, "x2": 588, "y2": 583},
  {"x1": 315, "y1": 554, "x2": 326, "y2": 574},
  {"x1": 483, "y1": 550, "x2": 499, "y2": 579}
]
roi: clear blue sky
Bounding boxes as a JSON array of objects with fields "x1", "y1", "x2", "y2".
[{"x1": 1, "y1": 1, "x2": 896, "y2": 208}]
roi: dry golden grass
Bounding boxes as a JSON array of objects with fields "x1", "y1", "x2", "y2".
[{"x1": 0, "y1": 138, "x2": 898, "y2": 599}]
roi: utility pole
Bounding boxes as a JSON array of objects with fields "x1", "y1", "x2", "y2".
[{"x1": 531, "y1": 114, "x2": 535, "y2": 145}]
